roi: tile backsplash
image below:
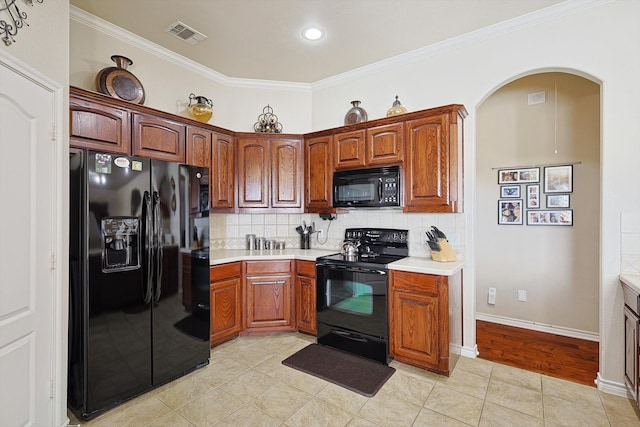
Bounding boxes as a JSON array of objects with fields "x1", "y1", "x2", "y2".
[
  {"x1": 622, "y1": 211, "x2": 640, "y2": 275},
  {"x1": 209, "y1": 210, "x2": 466, "y2": 259}
]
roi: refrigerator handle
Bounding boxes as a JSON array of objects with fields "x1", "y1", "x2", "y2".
[
  {"x1": 142, "y1": 191, "x2": 153, "y2": 304},
  {"x1": 153, "y1": 191, "x2": 163, "y2": 303}
]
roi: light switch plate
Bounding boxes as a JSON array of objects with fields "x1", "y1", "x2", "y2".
[{"x1": 488, "y1": 287, "x2": 496, "y2": 305}]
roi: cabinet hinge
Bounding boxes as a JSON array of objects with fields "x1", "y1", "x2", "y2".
[
  {"x1": 50, "y1": 124, "x2": 57, "y2": 141},
  {"x1": 50, "y1": 252, "x2": 56, "y2": 270},
  {"x1": 50, "y1": 380, "x2": 55, "y2": 398}
]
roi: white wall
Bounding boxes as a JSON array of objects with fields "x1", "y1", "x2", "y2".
[
  {"x1": 68, "y1": 0, "x2": 640, "y2": 391},
  {"x1": 70, "y1": 10, "x2": 312, "y2": 133},
  {"x1": 1, "y1": 0, "x2": 69, "y2": 424},
  {"x1": 310, "y1": 0, "x2": 640, "y2": 389}
]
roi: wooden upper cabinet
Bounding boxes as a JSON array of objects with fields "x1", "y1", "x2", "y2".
[
  {"x1": 333, "y1": 130, "x2": 366, "y2": 170},
  {"x1": 132, "y1": 112, "x2": 185, "y2": 162},
  {"x1": 367, "y1": 123, "x2": 404, "y2": 166},
  {"x1": 186, "y1": 125, "x2": 212, "y2": 168},
  {"x1": 211, "y1": 133, "x2": 235, "y2": 212},
  {"x1": 70, "y1": 92, "x2": 131, "y2": 154},
  {"x1": 404, "y1": 106, "x2": 465, "y2": 213},
  {"x1": 304, "y1": 135, "x2": 333, "y2": 213},
  {"x1": 237, "y1": 134, "x2": 302, "y2": 212},
  {"x1": 237, "y1": 138, "x2": 270, "y2": 209},
  {"x1": 271, "y1": 138, "x2": 303, "y2": 209}
]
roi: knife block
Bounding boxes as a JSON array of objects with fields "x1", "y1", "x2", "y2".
[{"x1": 431, "y1": 239, "x2": 457, "y2": 262}]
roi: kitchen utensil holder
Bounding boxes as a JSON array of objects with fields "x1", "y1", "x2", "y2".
[
  {"x1": 300, "y1": 233, "x2": 310, "y2": 249},
  {"x1": 431, "y1": 239, "x2": 457, "y2": 262}
]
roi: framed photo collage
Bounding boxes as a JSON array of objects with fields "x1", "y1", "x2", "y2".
[{"x1": 497, "y1": 165, "x2": 573, "y2": 226}]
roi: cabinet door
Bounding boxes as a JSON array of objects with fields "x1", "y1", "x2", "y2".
[
  {"x1": 132, "y1": 112, "x2": 186, "y2": 162},
  {"x1": 70, "y1": 95, "x2": 131, "y2": 154},
  {"x1": 210, "y1": 263, "x2": 242, "y2": 345},
  {"x1": 304, "y1": 135, "x2": 333, "y2": 212},
  {"x1": 624, "y1": 306, "x2": 639, "y2": 400},
  {"x1": 211, "y1": 133, "x2": 235, "y2": 212},
  {"x1": 186, "y1": 125, "x2": 212, "y2": 168},
  {"x1": 390, "y1": 289, "x2": 439, "y2": 366},
  {"x1": 210, "y1": 277, "x2": 242, "y2": 345},
  {"x1": 367, "y1": 123, "x2": 403, "y2": 166},
  {"x1": 404, "y1": 110, "x2": 463, "y2": 213},
  {"x1": 334, "y1": 129, "x2": 366, "y2": 170},
  {"x1": 246, "y1": 274, "x2": 293, "y2": 330},
  {"x1": 296, "y1": 261, "x2": 316, "y2": 335},
  {"x1": 237, "y1": 138, "x2": 269, "y2": 209},
  {"x1": 271, "y1": 138, "x2": 303, "y2": 210}
]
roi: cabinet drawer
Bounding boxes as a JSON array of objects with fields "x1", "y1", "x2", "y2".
[
  {"x1": 245, "y1": 260, "x2": 292, "y2": 275},
  {"x1": 390, "y1": 270, "x2": 443, "y2": 295},
  {"x1": 210, "y1": 262, "x2": 241, "y2": 281},
  {"x1": 296, "y1": 260, "x2": 316, "y2": 277}
]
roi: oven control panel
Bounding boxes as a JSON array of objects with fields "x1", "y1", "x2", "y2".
[{"x1": 344, "y1": 228, "x2": 408, "y2": 244}]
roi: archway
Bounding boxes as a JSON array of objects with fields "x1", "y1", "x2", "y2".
[{"x1": 474, "y1": 71, "x2": 601, "y2": 385}]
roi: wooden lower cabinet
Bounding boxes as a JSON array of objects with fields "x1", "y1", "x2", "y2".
[
  {"x1": 295, "y1": 260, "x2": 316, "y2": 335},
  {"x1": 389, "y1": 269, "x2": 462, "y2": 376},
  {"x1": 210, "y1": 262, "x2": 242, "y2": 346},
  {"x1": 244, "y1": 260, "x2": 296, "y2": 334}
]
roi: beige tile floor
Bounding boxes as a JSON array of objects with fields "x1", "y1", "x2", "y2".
[{"x1": 68, "y1": 333, "x2": 640, "y2": 427}]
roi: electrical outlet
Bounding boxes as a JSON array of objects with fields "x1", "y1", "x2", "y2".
[
  {"x1": 317, "y1": 229, "x2": 324, "y2": 239},
  {"x1": 264, "y1": 229, "x2": 271, "y2": 238},
  {"x1": 488, "y1": 287, "x2": 496, "y2": 305},
  {"x1": 518, "y1": 289, "x2": 527, "y2": 302}
]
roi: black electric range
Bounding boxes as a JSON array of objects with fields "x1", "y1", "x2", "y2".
[{"x1": 315, "y1": 228, "x2": 408, "y2": 364}]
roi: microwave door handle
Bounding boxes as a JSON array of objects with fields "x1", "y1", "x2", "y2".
[{"x1": 378, "y1": 178, "x2": 383, "y2": 202}]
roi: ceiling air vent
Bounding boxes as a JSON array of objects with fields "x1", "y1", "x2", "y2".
[{"x1": 164, "y1": 21, "x2": 207, "y2": 46}]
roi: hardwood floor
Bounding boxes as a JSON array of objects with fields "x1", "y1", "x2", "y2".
[{"x1": 476, "y1": 320, "x2": 599, "y2": 387}]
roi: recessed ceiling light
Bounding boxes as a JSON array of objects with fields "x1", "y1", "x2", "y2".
[{"x1": 302, "y1": 27, "x2": 324, "y2": 41}]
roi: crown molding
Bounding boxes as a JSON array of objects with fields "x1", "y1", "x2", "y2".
[
  {"x1": 311, "y1": 0, "x2": 614, "y2": 90},
  {"x1": 69, "y1": 5, "x2": 311, "y2": 92},
  {"x1": 71, "y1": 1, "x2": 612, "y2": 91}
]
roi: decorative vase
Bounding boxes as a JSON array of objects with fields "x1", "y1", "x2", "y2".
[
  {"x1": 344, "y1": 100, "x2": 368, "y2": 125},
  {"x1": 188, "y1": 93, "x2": 214, "y2": 122},
  {"x1": 386, "y1": 95, "x2": 408, "y2": 117},
  {"x1": 96, "y1": 55, "x2": 145, "y2": 104}
]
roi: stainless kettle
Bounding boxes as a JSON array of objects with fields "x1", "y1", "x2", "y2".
[{"x1": 341, "y1": 240, "x2": 360, "y2": 257}]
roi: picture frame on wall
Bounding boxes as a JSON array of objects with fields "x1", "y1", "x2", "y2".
[
  {"x1": 498, "y1": 167, "x2": 540, "y2": 184},
  {"x1": 500, "y1": 185, "x2": 520, "y2": 198},
  {"x1": 526, "y1": 209, "x2": 573, "y2": 226},
  {"x1": 498, "y1": 199, "x2": 523, "y2": 225},
  {"x1": 526, "y1": 184, "x2": 540, "y2": 209},
  {"x1": 544, "y1": 165, "x2": 573, "y2": 193},
  {"x1": 546, "y1": 194, "x2": 570, "y2": 208}
]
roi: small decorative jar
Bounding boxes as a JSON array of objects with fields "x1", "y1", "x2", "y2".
[
  {"x1": 386, "y1": 95, "x2": 408, "y2": 117},
  {"x1": 344, "y1": 100, "x2": 368, "y2": 125},
  {"x1": 188, "y1": 93, "x2": 214, "y2": 122}
]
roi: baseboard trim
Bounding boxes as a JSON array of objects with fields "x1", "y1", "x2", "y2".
[
  {"x1": 596, "y1": 372, "x2": 630, "y2": 398},
  {"x1": 461, "y1": 344, "x2": 479, "y2": 358},
  {"x1": 476, "y1": 313, "x2": 599, "y2": 342}
]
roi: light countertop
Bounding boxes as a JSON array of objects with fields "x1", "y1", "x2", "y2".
[
  {"x1": 210, "y1": 249, "x2": 464, "y2": 276},
  {"x1": 620, "y1": 274, "x2": 640, "y2": 294}
]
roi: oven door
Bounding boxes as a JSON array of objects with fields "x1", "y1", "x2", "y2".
[
  {"x1": 316, "y1": 262, "x2": 389, "y2": 363},
  {"x1": 316, "y1": 263, "x2": 388, "y2": 338}
]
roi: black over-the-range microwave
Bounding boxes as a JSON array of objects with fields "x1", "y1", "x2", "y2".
[{"x1": 333, "y1": 166, "x2": 401, "y2": 208}]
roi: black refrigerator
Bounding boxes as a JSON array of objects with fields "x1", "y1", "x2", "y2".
[{"x1": 68, "y1": 149, "x2": 210, "y2": 420}]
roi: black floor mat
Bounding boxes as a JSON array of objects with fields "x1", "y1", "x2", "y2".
[{"x1": 282, "y1": 344, "x2": 395, "y2": 397}]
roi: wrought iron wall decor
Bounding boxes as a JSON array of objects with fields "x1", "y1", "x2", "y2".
[
  {"x1": 1, "y1": 0, "x2": 43, "y2": 46},
  {"x1": 253, "y1": 104, "x2": 283, "y2": 133}
]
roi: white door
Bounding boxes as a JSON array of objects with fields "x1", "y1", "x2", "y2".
[{"x1": 0, "y1": 57, "x2": 57, "y2": 425}]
